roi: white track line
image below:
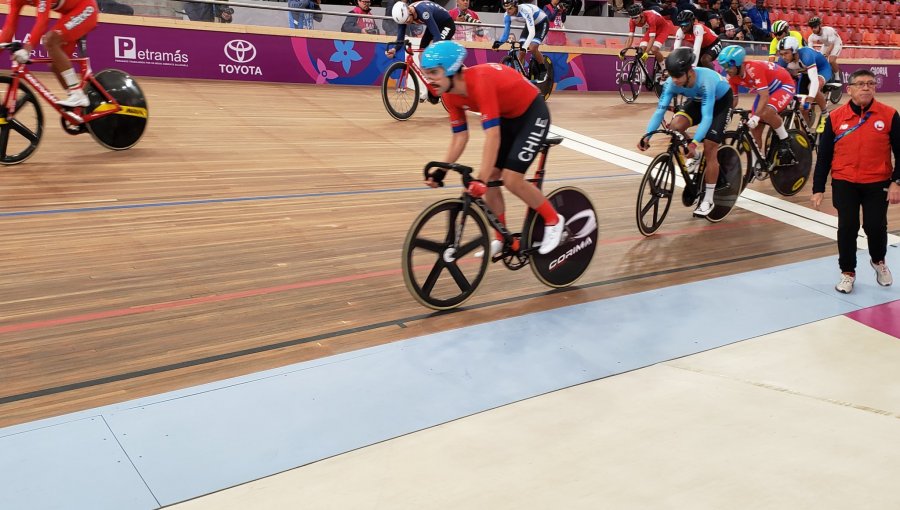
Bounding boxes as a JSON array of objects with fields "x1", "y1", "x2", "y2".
[{"x1": 550, "y1": 124, "x2": 900, "y2": 249}]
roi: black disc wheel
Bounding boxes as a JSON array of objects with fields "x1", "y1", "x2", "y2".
[
  {"x1": 617, "y1": 59, "x2": 642, "y2": 104},
  {"x1": 381, "y1": 61, "x2": 419, "y2": 121},
  {"x1": 723, "y1": 130, "x2": 754, "y2": 191},
  {"x1": 84, "y1": 69, "x2": 148, "y2": 150},
  {"x1": 827, "y1": 82, "x2": 843, "y2": 105},
  {"x1": 402, "y1": 198, "x2": 491, "y2": 310},
  {"x1": 526, "y1": 187, "x2": 597, "y2": 288},
  {"x1": 705, "y1": 145, "x2": 743, "y2": 223},
  {"x1": 0, "y1": 76, "x2": 44, "y2": 165},
  {"x1": 770, "y1": 130, "x2": 813, "y2": 196},
  {"x1": 528, "y1": 55, "x2": 554, "y2": 101},
  {"x1": 636, "y1": 153, "x2": 675, "y2": 236}
]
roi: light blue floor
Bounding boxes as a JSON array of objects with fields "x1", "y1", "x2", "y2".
[{"x1": 1, "y1": 249, "x2": 897, "y2": 509}]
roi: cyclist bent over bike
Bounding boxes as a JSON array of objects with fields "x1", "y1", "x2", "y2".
[
  {"x1": 718, "y1": 45, "x2": 796, "y2": 166},
  {"x1": 420, "y1": 40, "x2": 564, "y2": 256},
  {"x1": 621, "y1": 4, "x2": 676, "y2": 77},
  {"x1": 638, "y1": 48, "x2": 733, "y2": 218},
  {"x1": 0, "y1": 0, "x2": 98, "y2": 107},
  {"x1": 492, "y1": 0, "x2": 550, "y2": 81}
]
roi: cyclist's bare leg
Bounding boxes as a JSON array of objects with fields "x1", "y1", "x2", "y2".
[
  {"x1": 828, "y1": 55, "x2": 841, "y2": 81},
  {"x1": 45, "y1": 31, "x2": 78, "y2": 91},
  {"x1": 703, "y1": 140, "x2": 720, "y2": 186},
  {"x1": 649, "y1": 44, "x2": 665, "y2": 77},
  {"x1": 482, "y1": 167, "x2": 506, "y2": 230},
  {"x1": 501, "y1": 169, "x2": 546, "y2": 210},
  {"x1": 668, "y1": 113, "x2": 690, "y2": 137},
  {"x1": 699, "y1": 53, "x2": 715, "y2": 70},
  {"x1": 758, "y1": 104, "x2": 786, "y2": 156}
]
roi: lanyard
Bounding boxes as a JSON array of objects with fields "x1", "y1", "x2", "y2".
[{"x1": 834, "y1": 111, "x2": 873, "y2": 144}]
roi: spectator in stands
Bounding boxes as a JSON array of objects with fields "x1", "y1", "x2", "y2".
[
  {"x1": 98, "y1": 0, "x2": 134, "y2": 15},
  {"x1": 746, "y1": 0, "x2": 770, "y2": 35},
  {"x1": 707, "y1": 12, "x2": 724, "y2": 35},
  {"x1": 721, "y1": 0, "x2": 743, "y2": 28},
  {"x1": 741, "y1": 15, "x2": 767, "y2": 41},
  {"x1": 185, "y1": 1, "x2": 234, "y2": 23},
  {"x1": 450, "y1": 0, "x2": 485, "y2": 41},
  {"x1": 724, "y1": 22, "x2": 742, "y2": 40},
  {"x1": 659, "y1": 0, "x2": 678, "y2": 20},
  {"x1": 343, "y1": 0, "x2": 380, "y2": 34},
  {"x1": 289, "y1": 0, "x2": 322, "y2": 30},
  {"x1": 811, "y1": 69, "x2": 900, "y2": 294},
  {"x1": 544, "y1": 0, "x2": 569, "y2": 45}
]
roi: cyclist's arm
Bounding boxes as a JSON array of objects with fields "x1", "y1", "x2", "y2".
[
  {"x1": 691, "y1": 25, "x2": 703, "y2": 65},
  {"x1": 0, "y1": 0, "x2": 24, "y2": 44},
  {"x1": 767, "y1": 38, "x2": 777, "y2": 61},
  {"x1": 673, "y1": 28, "x2": 683, "y2": 49},
  {"x1": 479, "y1": 127, "x2": 500, "y2": 181},
  {"x1": 27, "y1": 0, "x2": 52, "y2": 50},
  {"x1": 394, "y1": 23, "x2": 408, "y2": 49},
  {"x1": 645, "y1": 83, "x2": 674, "y2": 134},
  {"x1": 499, "y1": 14, "x2": 512, "y2": 43},
  {"x1": 443, "y1": 130, "x2": 469, "y2": 165},
  {"x1": 521, "y1": 11, "x2": 537, "y2": 48},
  {"x1": 753, "y1": 89, "x2": 769, "y2": 116},
  {"x1": 805, "y1": 64, "x2": 820, "y2": 99},
  {"x1": 425, "y1": 13, "x2": 443, "y2": 41}
]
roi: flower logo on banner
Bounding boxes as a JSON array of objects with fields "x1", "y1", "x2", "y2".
[
  {"x1": 330, "y1": 40, "x2": 362, "y2": 74},
  {"x1": 315, "y1": 58, "x2": 339, "y2": 84}
]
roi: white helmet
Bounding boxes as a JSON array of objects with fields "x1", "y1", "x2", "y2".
[
  {"x1": 778, "y1": 35, "x2": 799, "y2": 53},
  {"x1": 392, "y1": 2, "x2": 412, "y2": 24}
]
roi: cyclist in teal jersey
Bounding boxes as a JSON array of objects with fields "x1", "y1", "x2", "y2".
[{"x1": 639, "y1": 47, "x2": 734, "y2": 218}]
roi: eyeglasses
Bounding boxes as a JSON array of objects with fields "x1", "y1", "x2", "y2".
[{"x1": 850, "y1": 81, "x2": 877, "y2": 88}]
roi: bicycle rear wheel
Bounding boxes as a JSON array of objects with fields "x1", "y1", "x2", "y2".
[
  {"x1": 85, "y1": 69, "x2": 148, "y2": 150},
  {"x1": 382, "y1": 61, "x2": 419, "y2": 121},
  {"x1": 402, "y1": 198, "x2": 491, "y2": 310},
  {"x1": 723, "y1": 130, "x2": 754, "y2": 190},
  {"x1": 770, "y1": 129, "x2": 813, "y2": 196},
  {"x1": 0, "y1": 77, "x2": 43, "y2": 165},
  {"x1": 526, "y1": 187, "x2": 597, "y2": 288},
  {"x1": 528, "y1": 55, "x2": 554, "y2": 101},
  {"x1": 636, "y1": 152, "x2": 675, "y2": 236},
  {"x1": 705, "y1": 145, "x2": 743, "y2": 223},
  {"x1": 617, "y1": 60, "x2": 642, "y2": 104}
]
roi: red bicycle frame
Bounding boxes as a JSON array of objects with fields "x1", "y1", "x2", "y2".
[
  {"x1": 398, "y1": 40, "x2": 440, "y2": 96},
  {"x1": 3, "y1": 56, "x2": 122, "y2": 125}
]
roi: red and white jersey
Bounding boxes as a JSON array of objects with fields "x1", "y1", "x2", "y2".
[
  {"x1": 675, "y1": 22, "x2": 719, "y2": 48},
  {"x1": 728, "y1": 60, "x2": 795, "y2": 95},
  {"x1": 628, "y1": 9, "x2": 672, "y2": 38},
  {"x1": 442, "y1": 64, "x2": 539, "y2": 133}
]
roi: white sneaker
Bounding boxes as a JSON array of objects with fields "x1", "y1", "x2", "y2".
[
  {"x1": 57, "y1": 88, "x2": 89, "y2": 108},
  {"x1": 475, "y1": 239, "x2": 503, "y2": 259},
  {"x1": 835, "y1": 272, "x2": 855, "y2": 294},
  {"x1": 692, "y1": 200, "x2": 714, "y2": 218},
  {"x1": 538, "y1": 214, "x2": 564, "y2": 255},
  {"x1": 871, "y1": 260, "x2": 893, "y2": 286}
]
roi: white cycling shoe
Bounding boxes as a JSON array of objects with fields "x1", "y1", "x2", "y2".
[
  {"x1": 57, "y1": 88, "x2": 89, "y2": 108},
  {"x1": 475, "y1": 239, "x2": 503, "y2": 259},
  {"x1": 538, "y1": 215, "x2": 565, "y2": 255}
]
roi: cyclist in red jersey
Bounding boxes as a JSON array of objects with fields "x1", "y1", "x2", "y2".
[
  {"x1": 718, "y1": 45, "x2": 796, "y2": 165},
  {"x1": 420, "y1": 40, "x2": 564, "y2": 257},
  {"x1": 621, "y1": 4, "x2": 675, "y2": 71},
  {"x1": 672, "y1": 10, "x2": 721, "y2": 69},
  {"x1": 0, "y1": 0, "x2": 99, "y2": 108}
]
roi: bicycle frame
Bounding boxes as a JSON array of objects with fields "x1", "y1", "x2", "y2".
[
  {"x1": 3, "y1": 57, "x2": 122, "y2": 125},
  {"x1": 396, "y1": 41, "x2": 440, "y2": 97},
  {"x1": 644, "y1": 128, "x2": 706, "y2": 195}
]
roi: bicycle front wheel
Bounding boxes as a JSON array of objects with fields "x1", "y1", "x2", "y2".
[
  {"x1": 402, "y1": 198, "x2": 491, "y2": 310},
  {"x1": 617, "y1": 60, "x2": 642, "y2": 104},
  {"x1": 0, "y1": 76, "x2": 44, "y2": 165},
  {"x1": 636, "y1": 152, "x2": 675, "y2": 236},
  {"x1": 526, "y1": 187, "x2": 598, "y2": 288},
  {"x1": 382, "y1": 61, "x2": 419, "y2": 121}
]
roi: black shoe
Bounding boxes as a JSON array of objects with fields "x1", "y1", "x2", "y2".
[{"x1": 775, "y1": 140, "x2": 796, "y2": 166}]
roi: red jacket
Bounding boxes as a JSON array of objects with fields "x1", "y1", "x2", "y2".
[{"x1": 826, "y1": 100, "x2": 897, "y2": 184}]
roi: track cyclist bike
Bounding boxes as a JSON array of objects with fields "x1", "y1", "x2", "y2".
[
  {"x1": 617, "y1": 46, "x2": 664, "y2": 104},
  {"x1": 497, "y1": 41, "x2": 553, "y2": 100},
  {"x1": 764, "y1": 93, "x2": 830, "y2": 152},
  {"x1": 382, "y1": 39, "x2": 447, "y2": 121},
  {"x1": 636, "y1": 128, "x2": 742, "y2": 235},
  {"x1": 402, "y1": 136, "x2": 597, "y2": 310},
  {"x1": 0, "y1": 40, "x2": 148, "y2": 165},
  {"x1": 725, "y1": 108, "x2": 812, "y2": 196}
]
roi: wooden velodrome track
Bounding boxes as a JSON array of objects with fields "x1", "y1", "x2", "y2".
[{"x1": 1, "y1": 76, "x2": 898, "y2": 429}]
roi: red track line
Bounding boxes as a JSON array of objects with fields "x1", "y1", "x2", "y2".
[{"x1": 0, "y1": 216, "x2": 778, "y2": 335}]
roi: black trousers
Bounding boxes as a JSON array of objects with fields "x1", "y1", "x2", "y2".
[{"x1": 831, "y1": 178, "x2": 890, "y2": 273}]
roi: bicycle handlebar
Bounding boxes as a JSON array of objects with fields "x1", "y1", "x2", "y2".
[
  {"x1": 732, "y1": 108, "x2": 751, "y2": 119},
  {"x1": 423, "y1": 161, "x2": 475, "y2": 188},
  {"x1": 641, "y1": 129, "x2": 689, "y2": 149},
  {"x1": 0, "y1": 41, "x2": 24, "y2": 52}
]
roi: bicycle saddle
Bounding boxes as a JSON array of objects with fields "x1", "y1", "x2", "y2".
[{"x1": 544, "y1": 136, "x2": 564, "y2": 147}]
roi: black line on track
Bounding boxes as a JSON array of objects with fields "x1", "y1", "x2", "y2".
[{"x1": 0, "y1": 239, "x2": 834, "y2": 406}]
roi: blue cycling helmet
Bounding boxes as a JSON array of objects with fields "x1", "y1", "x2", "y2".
[
  {"x1": 421, "y1": 40, "x2": 467, "y2": 77},
  {"x1": 717, "y1": 45, "x2": 746, "y2": 68}
]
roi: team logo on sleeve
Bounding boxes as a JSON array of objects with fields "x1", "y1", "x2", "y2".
[{"x1": 422, "y1": 11, "x2": 430, "y2": 19}]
